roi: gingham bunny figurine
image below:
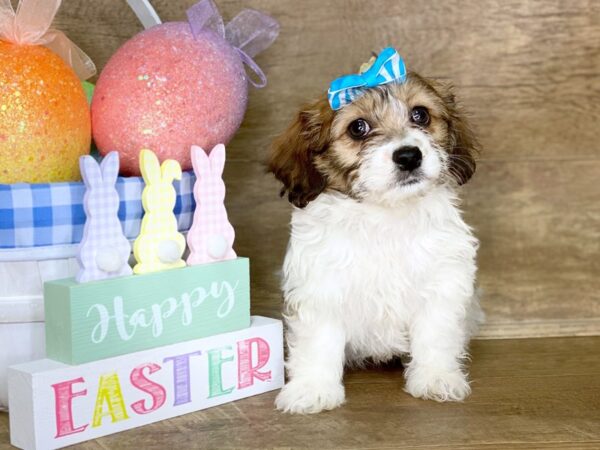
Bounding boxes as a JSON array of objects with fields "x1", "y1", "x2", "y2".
[
  {"x1": 133, "y1": 149, "x2": 186, "y2": 274},
  {"x1": 77, "y1": 152, "x2": 132, "y2": 283},
  {"x1": 187, "y1": 144, "x2": 236, "y2": 265}
]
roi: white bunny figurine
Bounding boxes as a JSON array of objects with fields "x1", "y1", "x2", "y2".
[
  {"x1": 76, "y1": 152, "x2": 132, "y2": 283},
  {"x1": 187, "y1": 144, "x2": 236, "y2": 265}
]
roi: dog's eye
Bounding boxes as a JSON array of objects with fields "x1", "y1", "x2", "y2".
[
  {"x1": 410, "y1": 106, "x2": 430, "y2": 126},
  {"x1": 348, "y1": 119, "x2": 371, "y2": 139}
]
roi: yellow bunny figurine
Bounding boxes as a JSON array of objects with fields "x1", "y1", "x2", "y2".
[{"x1": 133, "y1": 149, "x2": 186, "y2": 274}]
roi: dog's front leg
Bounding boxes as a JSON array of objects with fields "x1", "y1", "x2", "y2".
[
  {"x1": 275, "y1": 317, "x2": 346, "y2": 414},
  {"x1": 404, "y1": 285, "x2": 473, "y2": 402}
]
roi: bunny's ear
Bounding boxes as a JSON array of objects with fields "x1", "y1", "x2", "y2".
[
  {"x1": 208, "y1": 144, "x2": 225, "y2": 175},
  {"x1": 80, "y1": 155, "x2": 102, "y2": 188},
  {"x1": 209, "y1": 144, "x2": 226, "y2": 175},
  {"x1": 139, "y1": 149, "x2": 162, "y2": 185},
  {"x1": 161, "y1": 160, "x2": 182, "y2": 184},
  {"x1": 190, "y1": 145, "x2": 209, "y2": 175},
  {"x1": 100, "y1": 152, "x2": 120, "y2": 186}
]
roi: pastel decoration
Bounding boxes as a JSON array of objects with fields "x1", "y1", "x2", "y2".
[
  {"x1": 0, "y1": 0, "x2": 96, "y2": 79},
  {"x1": 0, "y1": 171, "x2": 196, "y2": 250},
  {"x1": 45, "y1": 258, "x2": 250, "y2": 364},
  {"x1": 129, "y1": 363, "x2": 167, "y2": 415},
  {"x1": 133, "y1": 149, "x2": 186, "y2": 274},
  {"x1": 91, "y1": 0, "x2": 279, "y2": 175},
  {"x1": 76, "y1": 152, "x2": 132, "y2": 283},
  {"x1": 8, "y1": 317, "x2": 284, "y2": 450},
  {"x1": 91, "y1": 372, "x2": 130, "y2": 428},
  {"x1": 0, "y1": 0, "x2": 95, "y2": 184},
  {"x1": 327, "y1": 47, "x2": 407, "y2": 110},
  {"x1": 187, "y1": 144, "x2": 236, "y2": 266}
]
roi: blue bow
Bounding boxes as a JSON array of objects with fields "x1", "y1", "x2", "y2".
[{"x1": 327, "y1": 47, "x2": 407, "y2": 110}]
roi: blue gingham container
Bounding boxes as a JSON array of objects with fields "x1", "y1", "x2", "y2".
[
  {"x1": 0, "y1": 171, "x2": 196, "y2": 258},
  {"x1": 0, "y1": 172, "x2": 196, "y2": 409}
]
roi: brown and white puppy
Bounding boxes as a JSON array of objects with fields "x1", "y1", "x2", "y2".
[{"x1": 269, "y1": 73, "x2": 483, "y2": 414}]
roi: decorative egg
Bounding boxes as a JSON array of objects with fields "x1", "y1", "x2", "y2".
[
  {"x1": 91, "y1": 22, "x2": 249, "y2": 176},
  {"x1": 0, "y1": 40, "x2": 91, "y2": 184}
]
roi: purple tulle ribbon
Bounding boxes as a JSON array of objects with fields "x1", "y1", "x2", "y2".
[{"x1": 186, "y1": 0, "x2": 279, "y2": 88}]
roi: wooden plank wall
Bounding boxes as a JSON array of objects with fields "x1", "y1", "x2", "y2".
[{"x1": 53, "y1": 0, "x2": 600, "y2": 338}]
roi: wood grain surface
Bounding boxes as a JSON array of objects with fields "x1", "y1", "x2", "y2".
[
  {"x1": 51, "y1": 0, "x2": 600, "y2": 338},
  {"x1": 2, "y1": 336, "x2": 599, "y2": 449}
]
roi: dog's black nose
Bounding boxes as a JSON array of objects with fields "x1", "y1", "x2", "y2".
[{"x1": 392, "y1": 146, "x2": 422, "y2": 171}]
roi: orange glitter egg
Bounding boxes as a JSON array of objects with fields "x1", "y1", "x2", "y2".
[{"x1": 0, "y1": 40, "x2": 91, "y2": 184}]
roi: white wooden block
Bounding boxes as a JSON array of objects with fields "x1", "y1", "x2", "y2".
[{"x1": 8, "y1": 317, "x2": 283, "y2": 450}]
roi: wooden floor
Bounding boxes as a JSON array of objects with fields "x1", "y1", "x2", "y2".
[{"x1": 1, "y1": 336, "x2": 599, "y2": 449}]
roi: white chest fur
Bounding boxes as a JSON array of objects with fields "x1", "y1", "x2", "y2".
[{"x1": 281, "y1": 188, "x2": 478, "y2": 361}]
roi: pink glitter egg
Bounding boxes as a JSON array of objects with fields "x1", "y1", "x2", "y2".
[{"x1": 92, "y1": 22, "x2": 248, "y2": 176}]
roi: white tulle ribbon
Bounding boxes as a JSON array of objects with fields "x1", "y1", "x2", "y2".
[{"x1": 0, "y1": 0, "x2": 96, "y2": 80}]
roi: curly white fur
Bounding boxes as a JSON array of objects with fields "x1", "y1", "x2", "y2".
[{"x1": 275, "y1": 184, "x2": 483, "y2": 413}]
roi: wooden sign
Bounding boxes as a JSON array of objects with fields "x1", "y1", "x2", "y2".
[
  {"x1": 45, "y1": 258, "x2": 250, "y2": 364},
  {"x1": 9, "y1": 316, "x2": 283, "y2": 450}
]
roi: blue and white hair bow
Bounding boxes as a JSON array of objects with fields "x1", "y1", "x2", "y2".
[{"x1": 327, "y1": 47, "x2": 407, "y2": 110}]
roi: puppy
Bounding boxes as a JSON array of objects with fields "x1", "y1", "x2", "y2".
[{"x1": 268, "y1": 66, "x2": 483, "y2": 414}]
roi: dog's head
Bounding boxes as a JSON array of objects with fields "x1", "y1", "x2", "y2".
[{"x1": 269, "y1": 73, "x2": 479, "y2": 208}]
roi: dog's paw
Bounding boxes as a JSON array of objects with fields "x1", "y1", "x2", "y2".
[
  {"x1": 404, "y1": 366, "x2": 471, "y2": 402},
  {"x1": 275, "y1": 379, "x2": 345, "y2": 414}
]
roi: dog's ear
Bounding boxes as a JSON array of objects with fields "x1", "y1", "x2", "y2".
[
  {"x1": 439, "y1": 83, "x2": 480, "y2": 185},
  {"x1": 269, "y1": 96, "x2": 333, "y2": 208}
]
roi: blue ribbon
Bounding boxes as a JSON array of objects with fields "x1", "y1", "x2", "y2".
[{"x1": 327, "y1": 47, "x2": 407, "y2": 110}]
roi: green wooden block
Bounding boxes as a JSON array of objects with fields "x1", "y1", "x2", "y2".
[{"x1": 44, "y1": 258, "x2": 250, "y2": 364}]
